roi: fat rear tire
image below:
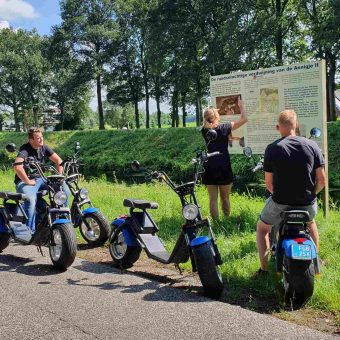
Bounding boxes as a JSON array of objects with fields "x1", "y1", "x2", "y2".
[
  {"x1": 0, "y1": 233, "x2": 10, "y2": 252},
  {"x1": 192, "y1": 241, "x2": 224, "y2": 298},
  {"x1": 79, "y1": 211, "x2": 110, "y2": 246},
  {"x1": 283, "y1": 254, "x2": 315, "y2": 309},
  {"x1": 109, "y1": 230, "x2": 141, "y2": 269},
  {"x1": 49, "y1": 223, "x2": 77, "y2": 270}
]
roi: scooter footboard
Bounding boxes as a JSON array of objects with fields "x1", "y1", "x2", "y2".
[{"x1": 282, "y1": 238, "x2": 317, "y2": 261}]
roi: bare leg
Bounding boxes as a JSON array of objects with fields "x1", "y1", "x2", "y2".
[
  {"x1": 207, "y1": 185, "x2": 219, "y2": 219},
  {"x1": 219, "y1": 184, "x2": 232, "y2": 216},
  {"x1": 308, "y1": 220, "x2": 319, "y2": 250},
  {"x1": 256, "y1": 220, "x2": 272, "y2": 271}
]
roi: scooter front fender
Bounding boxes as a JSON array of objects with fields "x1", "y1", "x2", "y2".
[
  {"x1": 110, "y1": 219, "x2": 139, "y2": 247},
  {"x1": 52, "y1": 218, "x2": 72, "y2": 225},
  {"x1": 81, "y1": 207, "x2": 99, "y2": 215},
  {"x1": 190, "y1": 235, "x2": 211, "y2": 247}
]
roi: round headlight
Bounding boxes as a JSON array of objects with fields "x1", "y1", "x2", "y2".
[
  {"x1": 182, "y1": 204, "x2": 199, "y2": 221},
  {"x1": 54, "y1": 191, "x2": 67, "y2": 206},
  {"x1": 79, "y1": 188, "x2": 89, "y2": 200}
]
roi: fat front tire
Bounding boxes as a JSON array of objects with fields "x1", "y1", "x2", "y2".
[
  {"x1": 283, "y1": 254, "x2": 315, "y2": 309},
  {"x1": 109, "y1": 230, "x2": 141, "y2": 269},
  {"x1": 192, "y1": 241, "x2": 224, "y2": 298},
  {"x1": 49, "y1": 223, "x2": 77, "y2": 270},
  {"x1": 0, "y1": 233, "x2": 10, "y2": 252},
  {"x1": 79, "y1": 211, "x2": 110, "y2": 246}
]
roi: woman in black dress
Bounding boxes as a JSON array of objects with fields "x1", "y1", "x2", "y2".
[{"x1": 201, "y1": 98, "x2": 248, "y2": 219}]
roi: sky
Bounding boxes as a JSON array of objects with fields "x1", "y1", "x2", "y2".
[{"x1": 0, "y1": 0, "x2": 61, "y2": 35}]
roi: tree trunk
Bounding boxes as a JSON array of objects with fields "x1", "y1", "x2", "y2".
[
  {"x1": 326, "y1": 53, "x2": 336, "y2": 121},
  {"x1": 97, "y1": 75, "x2": 105, "y2": 130},
  {"x1": 13, "y1": 105, "x2": 20, "y2": 132},
  {"x1": 33, "y1": 106, "x2": 39, "y2": 127},
  {"x1": 275, "y1": 0, "x2": 283, "y2": 65},
  {"x1": 171, "y1": 89, "x2": 179, "y2": 127},
  {"x1": 60, "y1": 105, "x2": 65, "y2": 130},
  {"x1": 156, "y1": 92, "x2": 161, "y2": 128},
  {"x1": 195, "y1": 75, "x2": 202, "y2": 127},
  {"x1": 134, "y1": 99, "x2": 140, "y2": 128},
  {"x1": 181, "y1": 92, "x2": 187, "y2": 127},
  {"x1": 145, "y1": 83, "x2": 150, "y2": 128}
]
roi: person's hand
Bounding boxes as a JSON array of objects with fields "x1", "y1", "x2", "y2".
[
  {"x1": 27, "y1": 179, "x2": 36, "y2": 186},
  {"x1": 238, "y1": 97, "x2": 247, "y2": 119}
]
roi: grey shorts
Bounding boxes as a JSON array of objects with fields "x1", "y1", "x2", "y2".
[{"x1": 259, "y1": 196, "x2": 317, "y2": 226}]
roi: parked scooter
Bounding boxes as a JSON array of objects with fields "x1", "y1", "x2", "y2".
[
  {"x1": 108, "y1": 130, "x2": 224, "y2": 298},
  {"x1": 62, "y1": 142, "x2": 110, "y2": 246},
  {"x1": 250, "y1": 127, "x2": 322, "y2": 308},
  {"x1": 0, "y1": 143, "x2": 77, "y2": 270}
]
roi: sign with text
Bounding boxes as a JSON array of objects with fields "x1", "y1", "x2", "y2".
[{"x1": 210, "y1": 61, "x2": 327, "y2": 154}]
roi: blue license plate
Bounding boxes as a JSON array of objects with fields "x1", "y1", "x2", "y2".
[{"x1": 291, "y1": 244, "x2": 312, "y2": 260}]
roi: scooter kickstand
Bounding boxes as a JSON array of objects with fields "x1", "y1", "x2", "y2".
[
  {"x1": 175, "y1": 264, "x2": 183, "y2": 275},
  {"x1": 37, "y1": 246, "x2": 44, "y2": 257}
]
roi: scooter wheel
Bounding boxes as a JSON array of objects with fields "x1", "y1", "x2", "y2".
[
  {"x1": 192, "y1": 241, "x2": 224, "y2": 299},
  {"x1": 49, "y1": 223, "x2": 77, "y2": 270},
  {"x1": 283, "y1": 254, "x2": 315, "y2": 309},
  {"x1": 79, "y1": 211, "x2": 110, "y2": 246},
  {"x1": 109, "y1": 231, "x2": 141, "y2": 269},
  {"x1": 0, "y1": 233, "x2": 10, "y2": 252}
]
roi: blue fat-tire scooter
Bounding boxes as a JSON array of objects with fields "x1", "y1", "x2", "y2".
[
  {"x1": 109, "y1": 130, "x2": 224, "y2": 298},
  {"x1": 62, "y1": 142, "x2": 110, "y2": 246},
  {"x1": 0, "y1": 143, "x2": 77, "y2": 270},
  {"x1": 249, "y1": 127, "x2": 322, "y2": 309}
]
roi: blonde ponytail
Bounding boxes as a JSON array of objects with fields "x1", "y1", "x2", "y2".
[{"x1": 202, "y1": 107, "x2": 219, "y2": 129}]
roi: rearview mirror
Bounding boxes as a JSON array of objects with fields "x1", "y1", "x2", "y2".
[
  {"x1": 75, "y1": 142, "x2": 81, "y2": 152},
  {"x1": 206, "y1": 129, "x2": 217, "y2": 142},
  {"x1": 131, "y1": 160, "x2": 140, "y2": 172},
  {"x1": 310, "y1": 127, "x2": 321, "y2": 139},
  {"x1": 243, "y1": 146, "x2": 253, "y2": 158},
  {"x1": 5, "y1": 143, "x2": 16, "y2": 153}
]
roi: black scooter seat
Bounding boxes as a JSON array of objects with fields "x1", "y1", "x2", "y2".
[
  {"x1": 123, "y1": 198, "x2": 158, "y2": 210},
  {"x1": 0, "y1": 192, "x2": 28, "y2": 201}
]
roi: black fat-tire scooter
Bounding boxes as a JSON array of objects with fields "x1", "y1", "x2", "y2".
[
  {"x1": 62, "y1": 142, "x2": 110, "y2": 246},
  {"x1": 250, "y1": 127, "x2": 322, "y2": 309},
  {"x1": 109, "y1": 130, "x2": 224, "y2": 298},
  {"x1": 0, "y1": 144, "x2": 77, "y2": 270}
]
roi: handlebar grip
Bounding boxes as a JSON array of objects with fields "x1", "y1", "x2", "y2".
[
  {"x1": 207, "y1": 151, "x2": 220, "y2": 158},
  {"x1": 252, "y1": 163, "x2": 263, "y2": 172}
]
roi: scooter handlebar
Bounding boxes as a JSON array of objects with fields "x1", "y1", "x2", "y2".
[
  {"x1": 252, "y1": 161, "x2": 264, "y2": 173},
  {"x1": 207, "y1": 151, "x2": 220, "y2": 158}
]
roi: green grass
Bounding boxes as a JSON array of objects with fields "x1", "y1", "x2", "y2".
[{"x1": 0, "y1": 170, "x2": 339, "y2": 315}]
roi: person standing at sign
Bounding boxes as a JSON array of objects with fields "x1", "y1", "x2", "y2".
[
  {"x1": 255, "y1": 109, "x2": 325, "y2": 275},
  {"x1": 201, "y1": 97, "x2": 248, "y2": 219}
]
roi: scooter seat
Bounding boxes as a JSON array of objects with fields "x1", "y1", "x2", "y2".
[
  {"x1": 0, "y1": 192, "x2": 28, "y2": 201},
  {"x1": 123, "y1": 198, "x2": 158, "y2": 210}
]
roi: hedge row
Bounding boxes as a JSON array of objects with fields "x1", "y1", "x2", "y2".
[{"x1": 0, "y1": 122, "x2": 339, "y2": 196}]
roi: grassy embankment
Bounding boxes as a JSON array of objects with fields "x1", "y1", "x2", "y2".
[{"x1": 0, "y1": 170, "x2": 339, "y2": 320}]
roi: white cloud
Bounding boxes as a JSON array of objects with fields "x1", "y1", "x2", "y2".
[
  {"x1": 0, "y1": 0, "x2": 38, "y2": 20},
  {"x1": 0, "y1": 19, "x2": 10, "y2": 29}
]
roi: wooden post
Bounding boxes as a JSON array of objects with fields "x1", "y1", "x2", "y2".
[{"x1": 320, "y1": 60, "x2": 329, "y2": 218}]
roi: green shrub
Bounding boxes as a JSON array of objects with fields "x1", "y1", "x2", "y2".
[{"x1": 0, "y1": 123, "x2": 339, "y2": 200}]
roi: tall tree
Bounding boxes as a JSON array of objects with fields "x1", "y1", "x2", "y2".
[
  {"x1": 44, "y1": 27, "x2": 92, "y2": 130},
  {"x1": 60, "y1": 0, "x2": 118, "y2": 129},
  {"x1": 302, "y1": 0, "x2": 340, "y2": 121},
  {"x1": 0, "y1": 29, "x2": 46, "y2": 131}
]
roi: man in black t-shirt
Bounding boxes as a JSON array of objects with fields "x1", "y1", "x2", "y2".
[
  {"x1": 14, "y1": 127, "x2": 66, "y2": 232},
  {"x1": 255, "y1": 110, "x2": 325, "y2": 274}
]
